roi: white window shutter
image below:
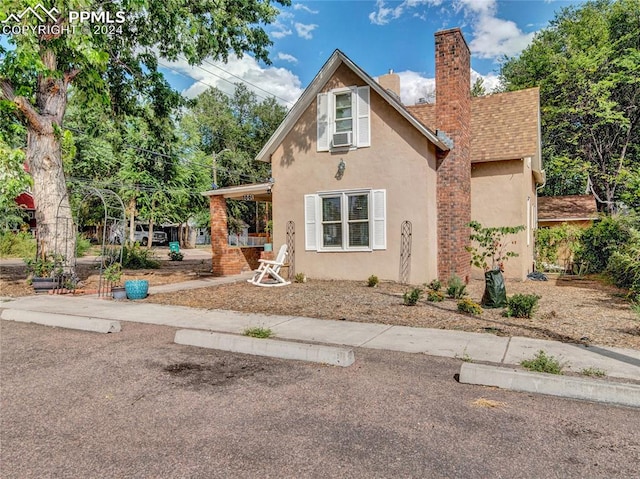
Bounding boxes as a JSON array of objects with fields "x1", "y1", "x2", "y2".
[
  {"x1": 356, "y1": 86, "x2": 371, "y2": 148},
  {"x1": 304, "y1": 194, "x2": 319, "y2": 250},
  {"x1": 372, "y1": 189, "x2": 386, "y2": 250},
  {"x1": 317, "y1": 93, "x2": 330, "y2": 152}
]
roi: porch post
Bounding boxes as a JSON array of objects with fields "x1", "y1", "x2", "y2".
[{"x1": 209, "y1": 196, "x2": 228, "y2": 276}]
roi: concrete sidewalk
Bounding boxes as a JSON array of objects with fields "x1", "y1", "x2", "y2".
[{"x1": 2, "y1": 291, "x2": 639, "y2": 382}]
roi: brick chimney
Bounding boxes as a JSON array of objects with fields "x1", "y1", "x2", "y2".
[{"x1": 435, "y1": 28, "x2": 471, "y2": 282}]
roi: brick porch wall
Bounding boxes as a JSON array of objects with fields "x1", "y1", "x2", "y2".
[{"x1": 209, "y1": 196, "x2": 253, "y2": 276}]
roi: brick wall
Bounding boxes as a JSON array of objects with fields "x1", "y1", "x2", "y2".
[
  {"x1": 209, "y1": 196, "x2": 252, "y2": 276},
  {"x1": 435, "y1": 28, "x2": 472, "y2": 282}
]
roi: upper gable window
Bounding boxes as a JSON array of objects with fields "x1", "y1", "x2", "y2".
[
  {"x1": 334, "y1": 92, "x2": 353, "y2": 134},
  {"x1": 317, "y1": 86, "x2": 370, "y2": 151}
]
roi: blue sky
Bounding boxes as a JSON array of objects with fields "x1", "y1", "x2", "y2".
[{"x1": 163, "y1": 0, "x2": 586, "y2": 107}]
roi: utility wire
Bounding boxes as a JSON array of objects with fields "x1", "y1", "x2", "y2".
[{"x1": 198, "y1": 57, "x2": 295, "y2": 106}]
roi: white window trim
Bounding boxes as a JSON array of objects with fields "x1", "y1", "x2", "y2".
[
  {"x1": 305, "y1": 189, "x2": 386, "y2": 252},
  {"x1": 318, "y1": 189, "x2": 372, "y2": 252},
  {"x1": 332, "y1": 87, "x2": 355, "y2": 136},
  {"x1": 317, "y1": 85, "x2": 370, "y2": 152}
]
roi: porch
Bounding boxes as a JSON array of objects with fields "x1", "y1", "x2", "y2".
[{"x1": 202, "y1": 182, "x2": 273, "y2": 276}]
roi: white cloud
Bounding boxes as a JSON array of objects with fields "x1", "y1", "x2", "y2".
[
  {"x1": 293, "y1": 3, "x2": 319, "y2": 14},
  {"x1": 370, "y1": 0, "x2": 536, "y2": 60},
  {"x1": 392, "y1": 69, "x2": 500, "y2": 105},
  {"x1": 456, "y1": 0, "x2": 535, "y2": 58},
  {"x1": 277, "y1": 52, "x2": 298, "y2": 64},
  {"x1": 164, "y1": 54, "x2": 303, "y2": 106},
  {"x1": 369, "y1": 0, "x2": 441, "y2": 25},
  {"x1": 271, "y1": 11, "x2": 294, "y2": 39},
  {"x1": 468, "y1": 14, "x2": 535, "y2": 58},
  {"x1": 397, "y1": 70, "x2": 436, "y2": 105},
  {"x1": 294, "y1": 22, "x2": 318, "y2": 39},
  {"x1": 369, "y1": 0, "x2": 405, "y2": 25}
]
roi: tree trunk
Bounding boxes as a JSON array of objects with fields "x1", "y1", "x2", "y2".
[
  {"x1": 28, "y1": 128, "x2": 76, "y2": 265},
  {"x1": 128, "y1": 197, "x2": 136, "y2": 243}
]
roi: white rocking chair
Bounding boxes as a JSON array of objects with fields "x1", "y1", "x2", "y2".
[{"x1": 248, "y1": 244, "x2": 291, "y2": 287}]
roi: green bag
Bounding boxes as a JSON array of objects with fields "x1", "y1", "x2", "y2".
[{"x1": 481, "y1": 269, "x2": 507, "y2": 308}]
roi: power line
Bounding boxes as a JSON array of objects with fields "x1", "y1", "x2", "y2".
[{"x1": 198, "y1": 57, "x2": 295, "y2": 106}]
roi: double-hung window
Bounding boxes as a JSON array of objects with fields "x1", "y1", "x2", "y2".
[
  {"x1": 305, "y1": 189, "x2": 386, "y2": 252},
  {"x1": 317, "y1": 86, "x2": 370, "y2": 151},
  {"x1": 321, "y1": 192, "x2": 369, "y2": 249},
  {"x1": 334, "y1": 92, "x2": 353, "y2": 135}
]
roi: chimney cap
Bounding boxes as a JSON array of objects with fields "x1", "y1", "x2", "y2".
[{"x1": 434, "y1": 27, "x2": 470, "y2": 54}]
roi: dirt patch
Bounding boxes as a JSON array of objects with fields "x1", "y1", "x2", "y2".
[
  {"x1": 146, "y1": 275, "x2": 640, "y2": 350},
  {"x1": 0, "y1": 258, "x2": 208, "y2": 297},
  {"x1": 3, "y1": 258, "x2": 638, "y2": 350}
]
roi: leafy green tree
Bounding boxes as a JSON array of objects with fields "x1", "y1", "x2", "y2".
[
  {"x1": 0, "y1": 121, "x2": 31, "y2": 229},
  {"x1": 500, "y1": 0, "x2": 640, "y2": 211},
  {"x1": 180, "y1": 84, "x2": 287, "y2": 231},
  {"x1": 470, "y1": 77, "x2": 487, "y2": 97},
  {"x1": 0, "y1": 0, "x2": 289, "y2": 263}
]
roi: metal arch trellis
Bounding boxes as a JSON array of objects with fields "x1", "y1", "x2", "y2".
[{"x1": 55, "y1": 186, "x2": 126, "y2": 295}]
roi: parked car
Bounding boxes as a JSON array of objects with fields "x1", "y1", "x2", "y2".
[{"x1": 109, "y1": 224, "x2": 167, "y2": 246}]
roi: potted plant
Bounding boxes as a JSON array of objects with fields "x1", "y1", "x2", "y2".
[
  {"x1": 466, "y1": 221, "x2": 524, "y2": 308},
  {"x1": 103, "y1": 263, "x2": 126, "y2": 300},
  {"x1": 24, "y1": 255, "x2": 59, "y2": 293}
]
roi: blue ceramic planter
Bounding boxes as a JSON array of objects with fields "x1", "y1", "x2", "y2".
[{"x1": 125, "y1": 280, "x2": 149, "y2": 300}]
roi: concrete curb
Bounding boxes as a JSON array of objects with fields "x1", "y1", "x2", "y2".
[
  {"x1": 174, "y1": 329, "x2": 355, "y2": 367},
  {"x1": 459, "y1": 362, "x2": 640, "y2": 408},
  {"x1": 1, "y1": 309, "x2": 121, "y2": 334}
]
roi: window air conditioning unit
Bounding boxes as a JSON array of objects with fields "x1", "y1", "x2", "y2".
[{"x1": 332, "y1": 131, "x2": 352, "y2": 148}]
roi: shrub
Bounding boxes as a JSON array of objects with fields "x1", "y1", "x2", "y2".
[
  {"x1": 294, "y1": 272, "x2": 307, "y2": 283},
  {"x1": 535, "y1": 224, "x2": 582, "y2": 271},
  {"x1": 403, "y1": 287, "x2": 423, "y2": 306},
  {"x1": 426, "y1": 279, "x2": 441, "y2": 291},
  {"x1": 426, "y1": 289, "x2": 445, "y2": 302},
  {"x1": 521, "y1": 350, "x2": 563, "y2": 374},
  {"x1": 457, "y1": 298, "x2": 482, "y2": 316},
  {"x1": 606, "y1": 229, "x2": 640, "y2": 299},
  {"x1": 75, "y1": 233, "x2": 92, "y2": 257},
  {"x1": 446, "y1": 275, "x2": 467, "y2": 299},
  {"x1": 243, "y1": 327, "x2": 273, "y2": 338},
  {"x1": 504, "y1": 294, "x2": 541, "y2": 318},
  {"x1": 122, "y1": 242, "x2": 160, "y2": 269},
  {"x1": 367, "y1": 274, "x2": 379, "y2": 287},
  {"x1": 0, "y1": 231, "x2": 35, "y2": 258},
  {"x1": 24, "y1": 254, "x2": 58, "y2": 278},
  {"x1": 168, "y1": 250, "x2": 184, "y2": 261},
  {"x1": 574, "y1": 214, "x2": 638, "y2": 273}
]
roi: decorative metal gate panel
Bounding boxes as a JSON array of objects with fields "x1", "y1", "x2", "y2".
[
  {"x1": 399, "y1": 221, "x2": 412, "y2": 284},
  {"x1": 286, "y1": 221, "x2": 295, "y2": 279}
]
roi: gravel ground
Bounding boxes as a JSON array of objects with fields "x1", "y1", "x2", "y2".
[
  {"x1": 2, "y1": 320, "x2": 639, "y2": 478},
  {"x1": 147, "y1": 276, "x2": 640, "y2": 350},
  {"x1": 2, "y1": 258, "x2": 638, "y2": 349}
]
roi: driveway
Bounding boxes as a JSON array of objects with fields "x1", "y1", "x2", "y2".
[{"x1": 1, "y1": 320, "x2": 639, "y2": 478}]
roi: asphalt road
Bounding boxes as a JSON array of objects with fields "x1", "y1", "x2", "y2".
[{"x1": 1, "y1": 320, "x2": 639, "y2": 478}]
